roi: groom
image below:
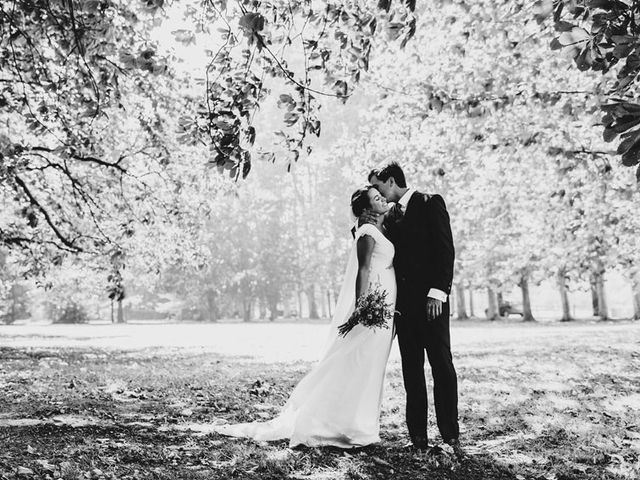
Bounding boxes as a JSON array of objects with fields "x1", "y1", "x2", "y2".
[{"x1": 367, "y1": 161, "x2": 459, "y2": 451}]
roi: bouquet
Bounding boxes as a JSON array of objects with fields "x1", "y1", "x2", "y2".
[{"x1": 338, "y1": 285, "x2": 395, "y2": 337}]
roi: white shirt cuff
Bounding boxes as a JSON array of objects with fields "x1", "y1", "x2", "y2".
[{"x1": 427, "y1": 288, "x2": 447, "y2": 303}]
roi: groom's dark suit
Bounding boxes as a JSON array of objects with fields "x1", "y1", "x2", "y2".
[{"x1": 387, "y1": 191, "x2": 459, "y2": 444}]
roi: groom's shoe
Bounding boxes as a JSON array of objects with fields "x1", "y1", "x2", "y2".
[
  {"x1": 406, "y1": 435, "x2": 428, "y2": 451},
  {"x1": 443, "y1": 437, "x2": 463, "y2": 456}
]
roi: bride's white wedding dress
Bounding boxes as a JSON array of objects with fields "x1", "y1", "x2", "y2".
[{"x1": 214, "y1": 224, "x2": 396, "y2": 448}]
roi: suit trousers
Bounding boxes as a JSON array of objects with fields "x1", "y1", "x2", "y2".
[{"x1": 395, "y1": 303, "x2": 459, "y2": 443}]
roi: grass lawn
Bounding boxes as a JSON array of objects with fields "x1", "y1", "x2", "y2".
[{"x1": 0, "y1": 320, "x2": 639, "y2": 480}]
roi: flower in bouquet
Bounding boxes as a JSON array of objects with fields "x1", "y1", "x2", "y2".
[{"x1": 338, "y1": 285, "x2": 395, "y2": 337}]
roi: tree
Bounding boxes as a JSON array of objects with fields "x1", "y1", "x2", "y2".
[
  {"x1": 1, "y1": 0, "x2": 421, "y2": 303},
  {"x1": 539, "y1": 0, "x2": 640, "y2": 178},
  {"x1": 0, "y1": 261, "x2": 29, "y2": 325}
]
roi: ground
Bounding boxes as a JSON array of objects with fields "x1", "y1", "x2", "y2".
[{"x1": 0, "y1": 320, "x2": 639, "y2": 480}]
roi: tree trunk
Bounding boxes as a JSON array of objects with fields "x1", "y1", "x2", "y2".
[
  {"x1": 326, "y1": 290, "x2": 333, "y2": 319},
  {"x1": 469, "y1": 289, "x2": 475, "y2": 317},
  {"x1": 589, "y1": 273, "x2": 599, "y2": 317},
  {"x1": 318, "y1": 290, "x2": 327, "y2": 319},
  {"x1": 266, "y1": 294, "x2": 280, "y2": 322},
  {"x1": 205, "y1": 290, "x2": 218, "y2": 322},
  {"x1": 117, "y1": 298, "x2": 124, "y2": 323},
  {"x1": 9, "y1": 285, "x2": 16, "y2": 324},
  {"x1": 258, "y1": 300, "x2": 267, "y2": 320},
  {"x1": 519, "y1": 273, "x2": 535, "y2": 322},
  {"x1": 307, "y1": 286, "x2": 319, "y2": 320},
  {"x1": 595, "y1": 271, "x2": 609, "y2": 320},
  {"x1": 297, "y1": 290, "x2": 304, "y2": 318},
  {"x1": 556, "y1": 267, "x2": 573, "y2": 322},
  {"x1": 243, "y1": 299, "x2": 252, "y2": 322},
  {"x1": 110, "y1": 299, "x2": 115, "y2": 323},
  {"x1": 496, "y1": 291, "x2": 506, "y2": 317},
  {"x1": 486, "y1": 288, "x2": 499, "y2": 321},
  {"x1": 267, "y1": 295, "x2": 278, "y2": 322},
  {"x1": 455, "y1": 284, "x2": 469, "y2": 320},
  {"x1": 632, "y1": 277, "x2": 640, "y2": 321}
]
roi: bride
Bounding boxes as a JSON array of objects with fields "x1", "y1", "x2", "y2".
[{"x1": 214, "y1": 185, "x2": 396, "y2": 448}]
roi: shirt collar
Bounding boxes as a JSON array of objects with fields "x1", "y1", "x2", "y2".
[{"x1": 398, "y1": 187, "x2": 415, "y2": 210}]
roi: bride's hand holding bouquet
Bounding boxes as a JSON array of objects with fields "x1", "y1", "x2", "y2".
[{"x1": 338, "y1": 284, "x2": 395, "y2": 337}]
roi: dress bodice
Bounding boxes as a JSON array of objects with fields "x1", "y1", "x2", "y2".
[{"x1": 355, "y1": 224, "x2": 395, "y2": 272}]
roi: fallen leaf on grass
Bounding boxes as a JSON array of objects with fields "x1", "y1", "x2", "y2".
[
  {"x1": 16, "y1": 466, "x2": 34, "y2": 476},
  {"x1": 625, "y1": 429, "x2": 640, "y2": 439},
  {"x1": 249, "y1": 379, "x2": 273, "y2": 397},
  {"x1": 371, "y1": 456, "x2": 393, "y2": 468},
  {"x1": 253, "y1": 403, "x2": 277, "y2": 410},
  {"x1": 50, "y1": 414, "x2": 102, "y2": 428},
  {"x1": 34, "y1": 460, "x2": 55, "y2": 472}
]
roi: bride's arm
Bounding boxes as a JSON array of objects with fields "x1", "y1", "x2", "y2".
[{"x1": 355, "y1": 234, "x2": 376, "y2": 299}]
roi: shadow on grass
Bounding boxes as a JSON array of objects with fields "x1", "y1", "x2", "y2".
[
  {"x1": 0, "y1": 422, "x2": 523, "y2": 480},
  {"x1": 1, "y1": 323, "x2": 638, "y2": 480}
]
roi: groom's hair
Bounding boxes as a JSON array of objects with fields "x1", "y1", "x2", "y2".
[
  {"x1": 368, "y1": 161, "x2": 407, "y2": 188},
  {"x1": 351, "y1": 185, "x2": 376, "y2": 217}
]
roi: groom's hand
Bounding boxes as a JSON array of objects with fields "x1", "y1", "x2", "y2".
[
  {"x1": 358, "y1": 208, "x2": 379, "y2": 227},
  {"x1": 426, "y1": 297, "x2": 443, "y2": 321}
]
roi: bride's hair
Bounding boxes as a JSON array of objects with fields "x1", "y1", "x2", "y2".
[{"x1": 351, "y1": 185, "x2": 377, "y2": 217}]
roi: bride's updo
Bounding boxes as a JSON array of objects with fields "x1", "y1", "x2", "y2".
[{"x1": 351, "y1": 185, "x2": 376, "y2": 217}]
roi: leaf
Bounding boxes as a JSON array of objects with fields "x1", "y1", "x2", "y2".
[
  {"x1": 430, "y1": 97, "x2": 444, "y2": 112},
  {"x1": 83, "y1": 0, "x2": 102, "y2": 13},
  {"x1": 612, "y1": 116, "x2": 640, "y2": 134},
  {"x1": 558, "y1": 27, "x2": 590, "y2": 46},
  {"x1": 241, "y1": 152, "x2": 251, "y2": 179},
  {"x1": 612, "y1": 42, "x2": 634, "y2": 59},
  {"x1": 550, "y1": 38, "x2": 563, "y2": 50},
  {"x1": 575, "y1": 47, "x2": 593, "y2": 70},
  {"x1": 601, "y1": 102, "x2": 640, "y2": 116},
  {"x1": 246, "y1": 126, "x2": 256, "y2": 145},
  {"x1": 619, "y1": 131, "x2": 640, "y2": 166},
  {"x1": 238, "y1": 13, "x2": 265, "y2": 33},
  {"x1": 586, "y1": 0, "x2": 616, "y2": 9},
  {"x1": 555, "y1": 21, "x2": 575, "y2": 32},
  {"x1": 16, "y1": 467, "x2": 34, "y2": 476},
  {"x1": 378, "y1": 0, "x2": 391, "y2": 13},
  {"x1": 333, "y1": 80, "x2": 348, "y2": 100},
  {"x1": 533, "y1": 0, "x2": 554, "y2": 23},
  {"x1": 616, "y1": 129, "x2": 640, "y2": 154},
  {"x1": 603, "y1": 126, "x2": 619, "y2": 142},
  {"x1": 171, "y1": 29, "x2": 196, "y2": 46},
  {"x1": 34, "y1": 460, "x2": 55, "y2": 473},
  {"x1": 284, "y1": 112, "x2": 299, "y2": 126},
  {"x1": 369, "y1": 18, "x2": 377, "y2": 35},
  {"x1": 611, "y1": 34, "x2": 637, "y2": 45}
]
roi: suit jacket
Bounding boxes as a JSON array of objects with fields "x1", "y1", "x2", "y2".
[{"x1": 387, "y1": 191, "x2": 455, "y2": 317}]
